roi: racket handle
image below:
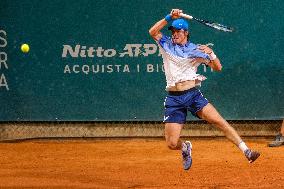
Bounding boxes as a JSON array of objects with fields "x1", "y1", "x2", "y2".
[{"x1": 180, "y1": 13, "x2": 193, "y2": 20}]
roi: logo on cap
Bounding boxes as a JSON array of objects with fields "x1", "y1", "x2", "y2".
[{"x1": 168, "y1": 18, "x2": 189, "y2": 31}]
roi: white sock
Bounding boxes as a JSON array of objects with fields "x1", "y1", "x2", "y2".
[{"x1": 238, "y1": 141, "x2": 249, "y2": 153}]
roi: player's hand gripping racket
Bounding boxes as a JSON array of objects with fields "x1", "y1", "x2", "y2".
[{"x1": 180, "y1": 13, "x2": 233, "y2": 32}]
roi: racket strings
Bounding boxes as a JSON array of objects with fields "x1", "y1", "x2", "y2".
[{"x1": 194, "y1": 18, "x2": 233, "y2": 32}]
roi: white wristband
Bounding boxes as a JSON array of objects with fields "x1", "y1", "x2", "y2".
[{"x1": 209, "y1": 52, "x2": 217, "y2": 60}]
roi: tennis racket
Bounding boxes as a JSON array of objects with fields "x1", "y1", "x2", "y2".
[{"x1": 180, "y1": 13, "x2": 233, "y2": 32}]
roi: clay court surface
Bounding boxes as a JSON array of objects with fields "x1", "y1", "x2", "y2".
[{"x1": 0, "y1": 138, "x2": 283, "y2": 189}]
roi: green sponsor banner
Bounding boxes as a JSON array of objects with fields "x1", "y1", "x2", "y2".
[{"x1": 0, "y1": 0, "x2": 283, "y2": 121}]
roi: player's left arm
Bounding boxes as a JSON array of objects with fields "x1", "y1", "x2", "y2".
[{"x1": 198, "y1": 45, "x2": 222, "y2": 72}]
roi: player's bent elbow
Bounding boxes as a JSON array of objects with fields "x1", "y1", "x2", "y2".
[
  {"x1": 212, "y1": 65, "x2": 222, "y2": 72},
  {"x1": 209, "y1": 60, "x2": 222, "y2": 72},
  {"x1": 149, "y1": 28, "x2": 160, "y2": 39},
  {"x1": 149, "y1": 32, "x2": 158, "y2": 40},
  {"x1": 149, "y1": 28, "x2": 155, "y2": 37},
  {"x1": 212, "y1": 61, "x2": 222, "y2": 72},
  {"x1": 149, "y1": 32, "x2": 160, "y2": 41},
  {"x1": 215, "y1": 65, "x2": 222, "y2": 72}
]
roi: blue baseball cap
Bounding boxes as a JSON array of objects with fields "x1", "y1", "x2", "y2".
[{"x1": 168, "y1": 18, "x2": 189, "y2": 31}]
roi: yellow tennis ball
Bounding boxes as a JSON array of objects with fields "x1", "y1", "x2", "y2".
[{"x1": 21, "y1": 44, "x2": 30, "y2": 53}]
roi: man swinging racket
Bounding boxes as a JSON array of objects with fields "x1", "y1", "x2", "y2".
[{"x1": 149, "y1": 9, "x2": 260, "y2": 170}]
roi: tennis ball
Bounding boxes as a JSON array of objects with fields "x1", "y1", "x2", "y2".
[{"x1": 21, "y1": 44, "x2": 30, "y2": 53}]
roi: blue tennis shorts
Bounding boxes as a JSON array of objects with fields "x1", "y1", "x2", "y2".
[{"x1": 163, "y1": 87, "x2": 209, "y2": 124}]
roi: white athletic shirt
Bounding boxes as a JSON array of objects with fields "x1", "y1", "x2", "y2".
[{"x1": 157, "y1": 35, "x2": 210, "y2": 90}]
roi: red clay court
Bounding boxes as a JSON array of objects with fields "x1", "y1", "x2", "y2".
[{"x1": 0, "y1": 138, "x2": 283, "y2": 189}]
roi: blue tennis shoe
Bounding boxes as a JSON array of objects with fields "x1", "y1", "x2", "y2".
[
  {"x1": 244, "y1": 149, "x2": 260, "y2": 163},
  {"x1": 182, "y1": 141, "x2": 192, "y2": 170}
]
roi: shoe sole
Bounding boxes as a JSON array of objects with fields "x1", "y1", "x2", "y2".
[{"x1": 249, "y1": 153, "x2": 260, "y2": 163}]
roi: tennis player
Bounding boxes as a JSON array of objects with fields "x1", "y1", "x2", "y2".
[{"x1": 149, "y1": 9, "x2": 260, "y2": 170}]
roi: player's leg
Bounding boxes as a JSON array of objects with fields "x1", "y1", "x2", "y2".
[
  {"x1": 164, "y1": 122, "x2": 192, "y2": 170},
  {"x1": 197, "y1": 103, "x2": 260, "y2": 163},
  {"x1": 197, "y1": 103, "x2": 241, "y2": 145},
  {"x1": 164, "y1": 92, "x2": 193, "y2": 170},
  {"x1": 164, "y1": 123, "x2": 183, "y2": 150},
  {"x1": 163, "y1": 94, "x2": 187, "y2": 150}
]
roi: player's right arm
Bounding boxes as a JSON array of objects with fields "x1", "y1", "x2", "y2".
[
  {"x1": 149, "y1": 9, "x2": 182, "y2": 41},
  {"x1": 149, "y1": 19, "x2": 167, "y2": 41}
]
